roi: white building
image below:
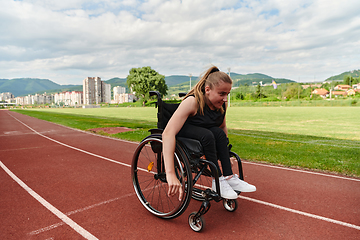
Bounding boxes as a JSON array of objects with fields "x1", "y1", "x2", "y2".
[
  {"x1": 70, "y1": 91, "x2": 83, "y2": 105},
  {"x1": 112, "y1": 86, "x2": 135, "y2": 104},
  {"x1": 353, "y1": 83, "x2": 360, "y2": 89},
  {"x1": 0, "y1": 92, "x2": 14, "y2": 101},
  {"x1": 15, "y1": 93, "x2": 53, "y2": 105},
  {"x1": 113, "y1": 93, "x2": 134, "y2": 104},
  {"x1": 83, "y1": 77, "x2": 111, "y2": 105},
  {"x1": 54, "y1": 91, "x2": 83, "y2": 106},
  {"x1": 113, "y1": 86, "x2": 126, "y2": 95},
  {"x1": 103, "y1": 82, "x2": 111, "y2": 104}
]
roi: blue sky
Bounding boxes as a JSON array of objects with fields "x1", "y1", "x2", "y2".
[{"x1": 1, "y1": 0, "x2": 359, "y2": 85}]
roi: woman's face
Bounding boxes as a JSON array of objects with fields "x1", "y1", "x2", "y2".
[{"x1": 204, "y1": 81, "x2": 232, "y2": 110}]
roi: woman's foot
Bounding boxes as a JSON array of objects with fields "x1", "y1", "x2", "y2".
[
  {"x1": 212, "y1": 176, "x2": 238, "y2": 199},
  {"x1": 226, "y1": 174, "x2": 256, "y2": 192}
]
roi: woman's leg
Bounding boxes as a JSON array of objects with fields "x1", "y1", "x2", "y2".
[
  {"x1": 208, "y1": 127, "x2": 233, "y2": 177},
  {"x1": 208, "y1": 128, "x2": 256, "y2": 193},
  {"x1": 178, "y1": 125, "x2": 248, "y2": 198},
  {"x1": 177, "y1": 124, "x2": 222, "y2": 176}
]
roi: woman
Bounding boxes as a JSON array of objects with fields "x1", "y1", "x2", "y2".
[{"x1": 162, "y1": 66, "x2": 256, "y2": 201}]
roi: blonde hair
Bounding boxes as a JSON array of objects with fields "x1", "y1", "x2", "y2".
[{"x1": 185, "y1": 66, "x2": 232, "y2": 115}]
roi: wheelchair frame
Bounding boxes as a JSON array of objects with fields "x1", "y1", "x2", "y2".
[{"x1": 131, "y1": 91, "x2": 245, "y2": 232}]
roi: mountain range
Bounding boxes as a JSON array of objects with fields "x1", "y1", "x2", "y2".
[{"x1": 1, "y1": 70, "x2": 356, "y2": 97}]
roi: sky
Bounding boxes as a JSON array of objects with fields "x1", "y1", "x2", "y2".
[{"x1": 1, "y1": 0, "x2": 359, "y2": 85}]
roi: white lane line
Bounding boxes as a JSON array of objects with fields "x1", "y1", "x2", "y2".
[
  {"x1": 238, "y1": 195, "x2": 360, "y2": 231},
  {"x1": 0, "y1": 161, "x2": 98, "y2": 240},
  {"x1": 29, "y1": 192, "x2": 136, "y2": 236},
  {"x1": 9, "y1": 113, "x2": 131, "y2": 168},
  {"x1": 243, "y1": 161, "x2": 360, "y2": 182},
  {"x1": 8, "y1": 112, "x2": 360, "y2": 232}
]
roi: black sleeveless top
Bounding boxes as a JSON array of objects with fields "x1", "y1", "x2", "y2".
[{"x1": 185, "y1": 99, "x2": 226, "y2": 129}]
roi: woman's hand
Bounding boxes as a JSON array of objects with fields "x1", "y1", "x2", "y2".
[{"x1": 166, "y1": 172, "x2": 183, "y2": 201}]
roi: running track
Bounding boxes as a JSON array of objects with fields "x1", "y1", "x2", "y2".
[{"x1": 1, "y1": 110, "x2": 359, "y2": 239}]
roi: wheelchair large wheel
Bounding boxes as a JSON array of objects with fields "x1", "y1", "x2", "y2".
[{"x1": 131, "y1": 135, "x2": 193, "y2": 219}]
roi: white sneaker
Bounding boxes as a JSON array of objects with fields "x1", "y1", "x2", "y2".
[
  {"x1": 212, "y1": 176, "x2": 238, "y2": 199},
  {"x1": 227, "y1": 174, "x2": 256, "y2": 192}
]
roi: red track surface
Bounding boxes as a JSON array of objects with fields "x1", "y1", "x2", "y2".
[{"x1": 1, "y1": 110, "x2": 359, "y2": 239}]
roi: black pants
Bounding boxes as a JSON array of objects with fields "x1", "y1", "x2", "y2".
[{"x1": 178, "y1": 124, "x2": 233, "y2": 177}]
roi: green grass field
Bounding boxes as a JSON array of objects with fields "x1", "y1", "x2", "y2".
[
  {"x1": 11, "y1": 107, "x2": 360, "y2": 177},
  {"x1": 226, "y1": 107, "x2": 360, "y2": 140},
  {"x1": 26, "y1": 106, "x2": 360, "y2": 140}
]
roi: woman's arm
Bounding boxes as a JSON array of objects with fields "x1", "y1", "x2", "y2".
[
  {"x1": 219, "y1": 115, "x2": 228, "y2": 136},
  {"x1": 219, "y1": 102, "x2": 228, "y2": 136},
  {"x1": 162, "y1": 96, "x2": 197, "y2": 200}
]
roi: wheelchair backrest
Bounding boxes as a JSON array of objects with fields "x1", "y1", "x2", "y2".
[
  {"x1": 150, "y1": 91, "x2": 182, "y2": 130},
  {"x1": 149, "y1": 91, "x2": 204, "y2": 158}
]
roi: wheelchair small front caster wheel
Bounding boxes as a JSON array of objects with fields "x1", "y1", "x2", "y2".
[
  {"x1": 223, "y1": 199, "x2": 238, "y2": 212},
  {"x1": 188, "y1": 212, "x2": 205, "y2": 232}
]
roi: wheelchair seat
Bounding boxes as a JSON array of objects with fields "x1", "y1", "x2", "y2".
[{"x1": 177, "y1": 137, "x2": 204, "y2": 158}]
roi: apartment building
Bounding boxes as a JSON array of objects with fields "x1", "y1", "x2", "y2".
[
  {"x1": 54, "y1": 91, "x2": 83, "y2": 106},
  {"x1": 0, "y1": 92, "x2": 14, "y2": 101},
  {"x1": 103, "y1": 82, "x2": 111, "y2": 104},
  {"x1": 113, "y1": 86, "x2": 126, "y2": 95},
  {"x1": 15, "y1": 93, "x2": 53, "y2": 105},
  {"x1": 112, "y1": 86, "x2": 135, "y2": 104},
  {"x1": 83, "y1": 77, "x2": 111, "y2": 105}
]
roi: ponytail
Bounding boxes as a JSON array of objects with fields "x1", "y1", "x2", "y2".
[{"x1": 184, "y1": 66, "x2": 232, "y2": 115}]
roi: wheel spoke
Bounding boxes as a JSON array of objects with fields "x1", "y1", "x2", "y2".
[{"x1": 131, "y1": 137, "x2": 192, "y2": 219}]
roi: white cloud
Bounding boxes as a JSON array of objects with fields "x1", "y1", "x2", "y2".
[{"x1": 0, "y1": 0, "x2": 359, "y2": 84}]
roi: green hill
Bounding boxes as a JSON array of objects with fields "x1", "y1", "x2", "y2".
[
  {"x1": 33, "y1": 85, "x2": 82, "y2": 95},
  {"x1": 0, "y1": 74, "x2": 295, "y2": 97},
  {"x1": 34, "y1": 77, "x2": 129, "y2": 95},
  {"x1": 232, "y1": 78, "x2": 294, "y2": 88},
  {"x1": 2, "y1": 69, "x2": 357, "y2": 98},
  {"x1": 166, "y1": 73, "x2": 295, "y2": 96},
  {"x1": 0, "y1": 78, "x2": 62, "y2": 97},
  {"x1": 164, "y1": 75, "x2": 199, "y2": 86},
  {"x1": 231, "y1": 72, "x2": 272, "y2": 80},
  {"x1": 326, "y1": 69, "x2": 360, "y2": 81}
]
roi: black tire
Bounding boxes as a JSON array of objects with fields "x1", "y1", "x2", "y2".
[
  {"x1": 223, "y1": 199, "x2": 238, "y2": 212},
  {"x1": 188, "y1": 212, "x2": 205, "y2": 232},
  {"x1": 131, "y1": 135, "x2": 192, "y2": 219}
]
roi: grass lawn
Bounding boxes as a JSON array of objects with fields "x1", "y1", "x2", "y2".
[
  {"x1": 226, "y1": 107, "x2": 360, "y2": 140},
  {"x1": 11, "y1": 107, "x2": 360, "y2": 177}
]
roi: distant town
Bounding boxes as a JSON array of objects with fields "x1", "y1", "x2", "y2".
[
  {"x1": 0, "y1": 74, "x2": 360, "y2": 108},
  {"x1": 0, "y1": 77, "x2": 134, "y2": 107}
]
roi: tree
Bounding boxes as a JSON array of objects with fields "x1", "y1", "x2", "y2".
[
  {"x1": 126, "y1": 66, "x2": 168, "y2": 106},
  {"x1": 235, "y1": 92, "x2": 244, "y2": 100},
  {"x1": 252, "y1": 83, "x2": 267, "y2": 99},
  {"x1": 283, "y1": 83, "x2": 302, "y2": 100},
  {"x1": 343, "y1": 75, "x2": 359, "y2": 85}
]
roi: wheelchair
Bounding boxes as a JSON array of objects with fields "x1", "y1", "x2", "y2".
[{"x1": 131, "y1": 91, "x2": 245, "y2": 232}]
